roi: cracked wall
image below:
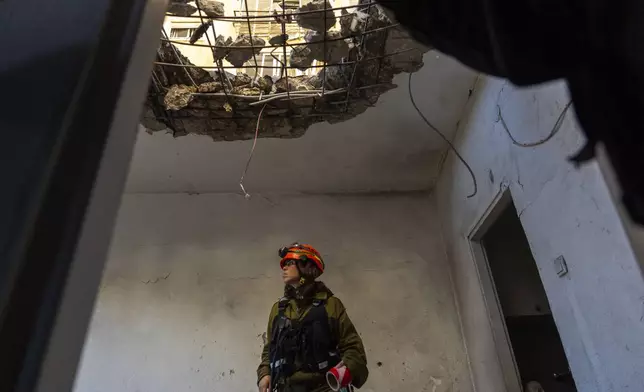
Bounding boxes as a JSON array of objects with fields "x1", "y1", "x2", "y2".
[
  {"x1": 74, "y1": 193, "x2": 472, "y2": 392},
  {"x1": 436, "y1": 77, "x2": 644, "y2": 391}
]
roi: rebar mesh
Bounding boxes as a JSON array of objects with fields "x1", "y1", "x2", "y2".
[{"x1": 141, "y1": 0, "x2": 430, "y2": 141}]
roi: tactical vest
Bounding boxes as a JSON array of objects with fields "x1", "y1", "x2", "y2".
[{"x1": 269, "y1": 298, "x2": 341, "y2": 384}]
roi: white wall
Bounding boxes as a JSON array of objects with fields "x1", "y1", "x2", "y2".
[
  {"x1": 126, "y1": 54, "x2": 477, "y2": 193},
  {"x1": 74, "y1": 193, "x2": 472, "y2": 392},
  {"x1": 436, "y1": 77, "x2": 644, "y2": 391}
]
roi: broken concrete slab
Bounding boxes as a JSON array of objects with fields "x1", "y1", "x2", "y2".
[
  {"x1": 189, "y1": 21, "x2": 212, "y2": 44},
  {"x1": 385, "y1": 26, "x2": 431, "y2": 73},
  {"x1": 255, "y1": 75, "x2": 274, "y2": 94},
  {"x1": 274, "y1": 75, "x2": 321, "y2": 93},
  {"x1": 196, "y1": 0, "x2": 225, "y2": 17},
  {"x1": 231, "y1": 86, "x2": 262, "y2": 96},
  {"x1": 290, "y1": 46, "x2": 315, "y2": 70},
  {"x1": 164, "y1": 85, "x2": 197, "y2": 110},
  {"x1": 224, "y1": 35, "x2": 266, "y2": 67},
  {"x1": 269, "y1": 34, "x2": 289, "y2": 46},
  {"x1": 197, "y1": 81, "x2": 223, "y2": 93},
  {"x1": 304, "y1": 31, "x2": 350, "y2": 63},
  {"x1": 232, "y1": 73, "x2": 252, "y2": 87},
  {"x1": 317, "y1": 65, "x2": 352, "y2": 90},
  {"x1": 167, "y1": 2, "x2": 197, "y2": 16},
  {"x1": 213, "y1": 35, "x2": 233, "y2": 61},
  {"x1": 297, "y1": 0, "x2": 336, "y2": 32},
  {"x1": 156, "y1": 42, "x2": 214, "y2": 86},
  {"x1": 339, "y1": 5, "x2": 393, "y2": 55},
  {"x1": 339, "y1": 6, "x2": 391, "y2": 37}
]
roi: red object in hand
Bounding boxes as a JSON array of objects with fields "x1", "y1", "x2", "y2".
[{"x1": 326, "y1": 363, "x2": 352, "y2": 391}]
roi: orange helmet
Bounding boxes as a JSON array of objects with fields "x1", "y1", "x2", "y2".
[{"x1": 278, "y1": 243, "x2": 325, "y2": 273}]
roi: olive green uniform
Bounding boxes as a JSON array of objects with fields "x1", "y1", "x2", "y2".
[{"x1": 257, "y1": 282, "x2": 368, "y2": 392}]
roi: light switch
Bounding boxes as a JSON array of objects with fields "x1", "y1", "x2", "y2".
[{"x1": 554, "y1": 255, "x2": 568, "y2": 277}]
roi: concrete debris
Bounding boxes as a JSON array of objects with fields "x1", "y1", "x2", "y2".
[
  {"x1": 224, "y1": 34, "x2": 266, "y2": 67},
  {"x1": 197, "y1": 81, "x2": 223, "y2": 93},
  {"x1": 304, "y1": 31, "x2": 350, "y2": 63},
  {"x1": 232, "y1": 73, "x2": 252, "y2": 87},
  {"x1": 317, "y1": 65, "x2": 352, "y2": 90},
  {"x1": 255, "y1": 75, "x2": 274, "y2": 94},
  {"x1": 213, "y1": 35, "x2": 233, "y2": 61},
  {"x1": 196, "y1": 0, "x2": 225, "y2": 17},
  {"x1": 384, "y1": 26, "x2": 432, "y2": 73},
  {"x1": 290, "y1": 32, "x2": 349, "y2": 71},
  {"x1": 340, "y1": 6, "x2": 392, "y2": 55},
  {"x1": 290, "y1": 46, "x2": 315, "y2": 70},
  {"x1": 231, "y1": 86, "x2": 262, "y2": 96},
  {"x1": 297, "y1": 0, "x2": 336, "y2": 32},
  {"x1": 165, "y1": 84, "x2": 197, "y2": 110},
  {"x1": 190, "y1": 21, "x2": 212, "y2": 44},
  {"x1": 156, "y1": 42, "x2": 214, "y2": 86},
  {"x1": 275, "y1": 75, "x2": 321, "y2": 92},
  {"x1": 143, "y1": 4, "x2": 430, "y2": 141},
  {"x1": 167, "y1": 2, "x2": 197, "y2": 16},
  {"x1": 269, "y1": 34, "x2": 289, "y2": 46}
]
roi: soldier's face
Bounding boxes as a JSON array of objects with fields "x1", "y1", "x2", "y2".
[{"x1": 281, "y1": 259, "x2": 300, "y2": 285}]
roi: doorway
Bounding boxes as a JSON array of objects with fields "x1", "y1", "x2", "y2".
[{"x1": 470, "y1": 192, "x2": 577, "y2": 392}]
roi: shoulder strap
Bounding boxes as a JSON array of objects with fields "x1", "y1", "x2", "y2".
[
  {"x1": 276, "y1": 298, "x2": 290, "y2": 328},
  {"x1": 278, "y1": 297, "x2": 289, "y2": 312}
]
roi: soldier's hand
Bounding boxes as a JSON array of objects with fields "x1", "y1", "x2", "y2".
[{"x1": 258, "y1": 375, "x2": 271, "y2": 392}]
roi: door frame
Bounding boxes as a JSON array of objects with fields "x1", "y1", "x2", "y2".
[{"x1": 466, "y1": 185, "x2": 523, "y2": 392}]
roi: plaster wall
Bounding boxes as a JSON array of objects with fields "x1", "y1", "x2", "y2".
[
  {"x1": 436, "y1": 77, "x2": 644, "y2": 392},
  {"x1": 74, "y1": 193, "x2": 472, "y2": 392}
]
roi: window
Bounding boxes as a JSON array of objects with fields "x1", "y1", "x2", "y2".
[{"x1": 170, "y1": 28, "x2": 196, "y2": 40}]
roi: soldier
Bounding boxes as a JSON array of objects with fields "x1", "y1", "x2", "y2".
[{"x1": 257, "y1": 243, "x2": 368, "y2": 392}]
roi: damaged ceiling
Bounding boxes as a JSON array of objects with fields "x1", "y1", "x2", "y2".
[
  {"x1": 128, "y1": 53, "x2": 478, "y2": 194},
  {"x1": 142, "y1": 1, "x2": 431, "y2": 141},
  {"x1": 130, "y1": 0, "x2": 477, "y2": 194}
]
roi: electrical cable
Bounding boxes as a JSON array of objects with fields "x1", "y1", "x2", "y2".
[
  {"x1": 496, "y1": 100, "x2": 572, "y2": 147},
  {"x1": 239, "y1": 103, "x2": 267, "y2": 199},
  {"x1": 408, "y1": 73, "x2": 478, "y2": 198}
]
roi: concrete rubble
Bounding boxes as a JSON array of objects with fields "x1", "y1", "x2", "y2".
[
  {"x1": 196, "y1": 0, "x2": 225, "y2": 17},
  {"x1": 213, "y1": 35, "x2": 233, "y2": 60},
  {"x1": 167, "y1": 1, "x2": 197, "y2": 17},
  {"x1": 164, "y1": 84, "x2": 197, "y2": 110},
  {"x1": 297, "y1": 0, "x2": 336, "y2": 32},
  {"x1": 224, "y1": 35, "x2": 266, "y2": 67},
  {"x1": 142, "y1": 4, "x2": 431, "y2": 141},
  {"x1": 290, "y1": 31, "x2": 350, "y2": 69}
]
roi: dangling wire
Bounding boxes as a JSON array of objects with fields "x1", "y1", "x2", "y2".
[
  {"x1": 240, "y1": 104, "x2": 268, "y2": 199},
  {"x1": 496, "y1": 101, "x2": 572, "y2": 147},
  {"x1": 408, "y1": 73, "x2": 478, "y2": 198}
]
